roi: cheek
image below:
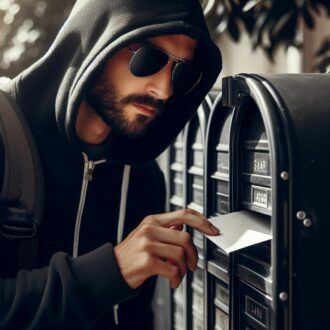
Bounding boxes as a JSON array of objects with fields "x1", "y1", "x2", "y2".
[
  {"x1": 104, "y1": 55, "x2": 150, "y2": 96},
  {"x1": 113, "y1": 72, "x2": 149, "y2": 96}
]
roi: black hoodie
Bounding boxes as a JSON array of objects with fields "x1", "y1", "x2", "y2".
[{"x1": 0, "y1": 0, "x2": 222, "y2": 328}]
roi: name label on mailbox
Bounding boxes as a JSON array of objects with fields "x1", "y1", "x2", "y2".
[
  {"x1": 253, "y1": 155, "x2": 268, "y2": 175},
  {"x1": 245, "y1": 296, "x2": 268, "y2": 326},
  {"x1": 252, "y1": 187, "x2": 268, "y2": 208},
  {"x1": 215, "y1": 308, "x2": 229, "y2": 329},
  {"x1": 216, "y1": 283, "x2": 229, "y2": 306}
]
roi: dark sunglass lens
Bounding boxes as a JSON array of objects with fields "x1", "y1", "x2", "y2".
[
  {"x1": 172, "y1": 62, "x2": 202, "y2": 95},
  {"x1": 129, "y1": 46, "x2": 169, "y2": 77}
]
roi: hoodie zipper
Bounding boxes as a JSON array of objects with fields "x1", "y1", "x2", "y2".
[
  {"x1": 72, "y1": 152, "x2": 106, "y2": 258},
  {"x1": 113, "y1": 164, "x2": 131, "y2": 325}
]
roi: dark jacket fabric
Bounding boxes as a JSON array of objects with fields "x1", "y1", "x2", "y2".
[{"x1": 0, "y1": 0, "x2": 222, "y2": 328}]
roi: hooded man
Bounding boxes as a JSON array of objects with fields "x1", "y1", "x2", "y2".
[{"x1": 0, "y1": 0, "x2": 222, "y2": 328}]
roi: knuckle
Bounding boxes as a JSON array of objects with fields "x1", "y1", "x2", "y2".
[
  {"x1": 182, "y1": 208, "x2": 194, "y2": 216},
  {"x1": 143, "y1": 214, "x2": 156, "y2": 224},
  {"x1": 139, "y1": 223, "x2": 153, "y2": 236}
]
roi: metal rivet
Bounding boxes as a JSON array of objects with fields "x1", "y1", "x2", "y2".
[
  {"x1": 279, "y1": 292, "x2": 288, "y2": 301},
  {"x1": 296, "y1": 211, "x2": 306, "y2": 221},
  {"x1": 280, "y1": 171, "x2": 289, "y2": 180},
  {"x1": 303, "y1": 218, "x2": 312, "y2": 228}
]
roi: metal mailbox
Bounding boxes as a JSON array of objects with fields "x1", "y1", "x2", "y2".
[
  {"x1": 155, "y1": 73, "x2": 330, "y2": 330},
  {"x1": 218, "y1": 73, "x2": 330, "y2": 330}
]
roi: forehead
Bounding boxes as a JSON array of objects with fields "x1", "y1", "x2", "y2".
[{"x1": 146, "y1": 34, "x2": 198, "y2": 61}]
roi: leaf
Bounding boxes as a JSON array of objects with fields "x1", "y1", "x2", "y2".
[
  {"x1": 240, "y1": 14, "x2": 257, "y2": 33},
  {"x1": 270, "y1": 11, "x2": 294, "y2": 37},
  {"x1": 301, "y1": 6, "x2": 315, "y2": 29},
  {"x1": 315, "y1": 37, "x2": 330, "y2": 56},
  {"x1": 215, "y1": 16, "x2": 229, "y2": 34},
  {"x1": 242, "y1": 0, "x2": 262, "y2": 12},
  {"x1": 227, "y1": 17, "x2": 240, "y2": 41},
  {"x1": 251, "y1": 12, "x2": 270, "y2": 48}
]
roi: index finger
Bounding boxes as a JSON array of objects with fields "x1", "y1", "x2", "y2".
[{"x1": 149, "y1": 209, "x2": 220, "y2": 236}]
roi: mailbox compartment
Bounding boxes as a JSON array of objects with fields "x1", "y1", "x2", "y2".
[
  {"x1": 186, "y1": 104, "x2": 210, "y2": 248},
  {"x1": 169, "y1": 132, "x2": 185, "y2": 211},
  {"x1": 215, "y1": 307, "x2": 229, "y2": 330},
  {"x1": 168, "y1": 126, "x2": 187, "y2": 330},
  {"x1": 238, "y1": 280, "x2": 271, "y2": 330},
  {"x1": 174, "y1": 304, "x2": 184, "y2": 330},
  {"x1": 189, "y1": 172, "x2": 204, "y2": 210},
  {"x1": 211, "y1": 276, "x2": 230, "y2": 330},
  {"x1": 191, "y1": 266, "x2": 204, "y2": 330},
  {"x1": 173, "y1": 282, "x2": 185, "y2": 330},
  {"x1": 205, "y1": 95, "x2": 233, "y2": 290},
  {"x1": 214, "y1": 279, "x2": 229, "y2": 313},
  {"x1": 210, "y1": 109, "x2": 233, "y2": 217},
  {"x1": 237, "y1": 242, "x2": 272, "y2": 295},
  {"x1": 238, "y1": 100, "x2": 272, "y2": 216}
]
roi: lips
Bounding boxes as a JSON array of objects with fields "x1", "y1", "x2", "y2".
[{"x1": 133, "y1": 103, "x2": 157, "y2": 117}]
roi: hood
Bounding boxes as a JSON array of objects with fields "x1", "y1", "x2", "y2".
[{"x1": 12, "y1": 0, "x2": 222, "y2": 165}]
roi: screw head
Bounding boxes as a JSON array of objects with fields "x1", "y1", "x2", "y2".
[
  {"x1": 280, "y1": 171, "x2": 289, "y2": 180},
  {"x1": 279, "y1": 292, "x2": 288, "y2": 301},
  {"x1": 303, "y1": 218, "x2": 312, "y2": 228},
  {"x1": 296, "y1": 211, "x2": 306, "y2": 221}
]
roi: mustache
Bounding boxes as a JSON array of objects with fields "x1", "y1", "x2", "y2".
[{"x1": 120, "y1": 94, "x2": 165, "y2": 113}]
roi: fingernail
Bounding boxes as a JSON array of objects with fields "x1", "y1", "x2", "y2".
[{"x1": 212, "y1": 226, "x2": 220, "y2": 235}]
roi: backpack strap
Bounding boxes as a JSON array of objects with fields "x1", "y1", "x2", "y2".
[{"x1": 0, "y1": 78, "x2": 44, "y2": 270}]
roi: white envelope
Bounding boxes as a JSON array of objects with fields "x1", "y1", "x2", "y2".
[{"x1": 206, "y1": 210, "x2": 272, "y2": 254}]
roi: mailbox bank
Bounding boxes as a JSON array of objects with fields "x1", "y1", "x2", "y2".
[{"x1": 155, "y1": 74, "x2": 330, "y2": 330}]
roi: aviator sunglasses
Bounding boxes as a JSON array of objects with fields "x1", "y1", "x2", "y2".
[{"x1": 127, "y1": 43, "x2": 202, "y2": 96}]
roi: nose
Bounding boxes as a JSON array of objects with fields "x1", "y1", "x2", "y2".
[{"x1": 145, "y1": 62, "x2": 173, "y2": 100}]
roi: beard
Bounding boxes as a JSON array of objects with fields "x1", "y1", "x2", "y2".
[{"x1": 85, "y1": 70, "x2": 165, "y2": 138}]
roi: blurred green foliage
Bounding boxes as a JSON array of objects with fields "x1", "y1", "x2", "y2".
[
  {"x1": 1, "y1": 0, "x2": 329, "y2": 76},
  {"x1": 201, "y1": 0, "x2": 330, "y2": 72},
  {"x1": 0, "y1": 0, "x2": 75, "y2": 78}
]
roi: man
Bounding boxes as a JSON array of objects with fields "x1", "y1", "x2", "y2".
[{"x1": 0, "y1": 0, "x2": 222, "y2": 328}]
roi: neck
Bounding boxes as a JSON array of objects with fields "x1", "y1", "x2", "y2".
[{"x1": 76, "y1": 100, "x2": 111, "y2": 144}]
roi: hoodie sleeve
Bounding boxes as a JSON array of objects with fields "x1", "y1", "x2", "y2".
[{"x1": 0, "y1": 242, "x2": 138, "y2": 329}]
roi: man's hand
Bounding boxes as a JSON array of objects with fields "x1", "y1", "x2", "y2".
[{"x1": 113, "y1": 209, "x2": 220, "y2": 289}]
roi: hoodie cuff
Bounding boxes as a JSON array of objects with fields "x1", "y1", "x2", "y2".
[{"x1": 70, "y1": 243, "x2": 139, "y2": 311}]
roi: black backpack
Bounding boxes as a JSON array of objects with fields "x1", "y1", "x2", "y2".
[{"x1": 0, "y1": 78, "x2": 44, "y2": 275}]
